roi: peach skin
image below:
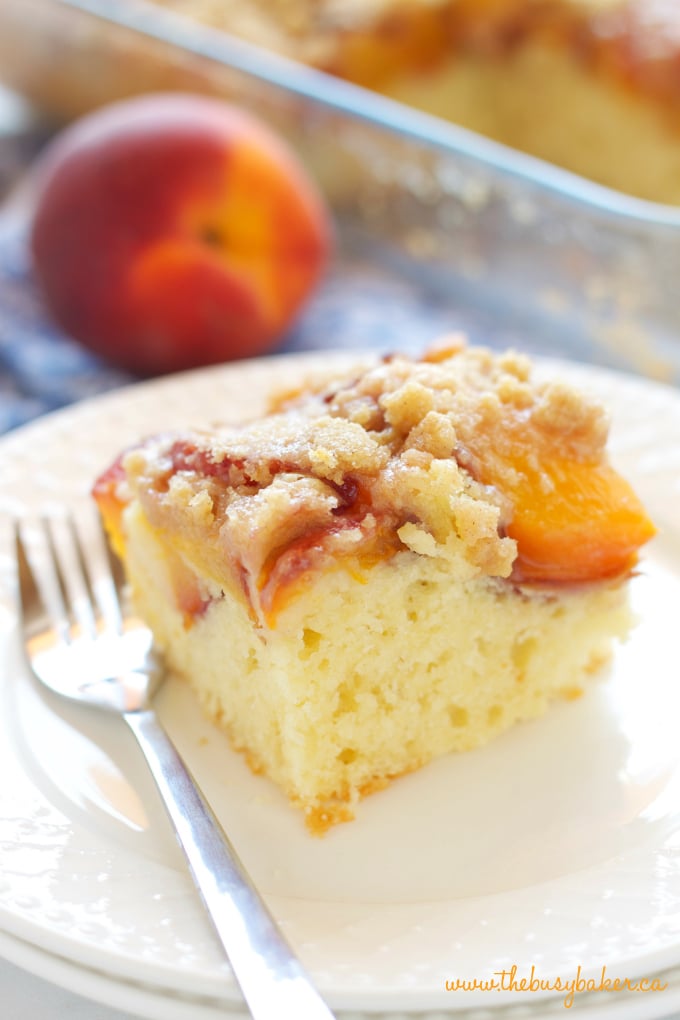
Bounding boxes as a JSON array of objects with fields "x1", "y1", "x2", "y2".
[{"x1": 30, "y1": 93, "x2": 332, "y2": 375}]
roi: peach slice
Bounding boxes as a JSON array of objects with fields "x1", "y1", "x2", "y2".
[{"x1": 473, "y1": 419, "x2": 656, "y2": 584}]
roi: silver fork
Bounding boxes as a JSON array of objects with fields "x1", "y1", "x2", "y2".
[{"x1": 14, "y1": 513, "x2": 336, "y2": 1020}]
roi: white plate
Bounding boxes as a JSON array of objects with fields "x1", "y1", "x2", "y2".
[
  {"x1": 2, "y1": 929, "x2": 680, "y2": 1020},
  {"x1": 1, "y1": 351, "x2": 680, "y2": 1019}
]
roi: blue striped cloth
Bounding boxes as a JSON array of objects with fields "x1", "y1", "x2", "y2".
[{"x1": 0, "y1": 215, "x2": 134, "y2": 433}]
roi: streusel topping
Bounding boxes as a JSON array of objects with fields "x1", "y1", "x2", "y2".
[{"x1": 117, "y1": 341, "x2": 615, "y2": 620}]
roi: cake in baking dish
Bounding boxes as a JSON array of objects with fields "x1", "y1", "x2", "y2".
[
  {"x1": 141, "y1": 0, "x2": 680, "y2": 205},
  {"x1": 93, "y1": 340, "x2": 655, "y2": 833},
  {"x1": 2, "y1": 1, "x2": 679, "y2": 202}
]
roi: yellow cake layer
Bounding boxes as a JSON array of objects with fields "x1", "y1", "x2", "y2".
[
  {"x1": 122, "y1": 487, "x2": 631, "y2": 834},
  {"x1": 382, "y1": 41, "x2": 680, "y2": 206}
]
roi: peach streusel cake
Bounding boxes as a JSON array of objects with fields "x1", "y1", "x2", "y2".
[
  {"x1": 93, "y1": 341, "x2": 655, "y2": 833},
  {"x1": 144, "y1": 0, "x2": 680, "y2": 205}
]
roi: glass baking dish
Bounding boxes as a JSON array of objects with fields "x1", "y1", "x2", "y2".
[{"x1": 2, "y1": 0, "x2": 680, "y2": 385}]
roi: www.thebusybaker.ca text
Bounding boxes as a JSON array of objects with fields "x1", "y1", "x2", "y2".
[{"x1": 445, "y1": 964, "x2": 668, "y2": 1009}]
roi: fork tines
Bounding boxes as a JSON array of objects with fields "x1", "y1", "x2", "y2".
[{"x1": 15, "y1": 512, "x2": 127, "y2": 644}]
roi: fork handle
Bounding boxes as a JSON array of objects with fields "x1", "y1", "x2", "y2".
[{"x1": 124, "y1": 709, "x2": 336, "y2": 1020}]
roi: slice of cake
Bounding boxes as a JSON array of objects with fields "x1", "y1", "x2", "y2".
[{"x1": 93, "y1": 341, "x2": 655, "y2": 833}]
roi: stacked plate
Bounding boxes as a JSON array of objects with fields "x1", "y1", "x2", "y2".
[{"x1": 1, "y1": 354, "x2": 680, "y2": 1020}]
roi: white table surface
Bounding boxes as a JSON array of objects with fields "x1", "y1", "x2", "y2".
[{"x1": 0, "y1": 958, "x2": 139, "y2": 1020}]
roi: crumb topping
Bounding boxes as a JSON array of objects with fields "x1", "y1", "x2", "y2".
[{"x1": 114, "y1": 341, "x2": 618, "y2": 623}]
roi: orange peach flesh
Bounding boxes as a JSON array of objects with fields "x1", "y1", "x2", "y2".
[{"x1": 491, "y1": 450, "x2": 655, "y2": 583}]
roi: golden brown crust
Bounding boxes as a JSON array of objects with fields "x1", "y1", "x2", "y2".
[{"x1": 302, "y1": 762, "x2": 426, "y2": 836}]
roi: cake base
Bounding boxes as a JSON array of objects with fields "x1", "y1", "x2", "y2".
[{"x1": 123, "y1": 502, "x2": 632, "y2": 834}]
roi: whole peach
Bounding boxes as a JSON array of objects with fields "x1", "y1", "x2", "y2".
[{"x1": 29, "y1": 93, "x2": 332, "y2": 374}]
